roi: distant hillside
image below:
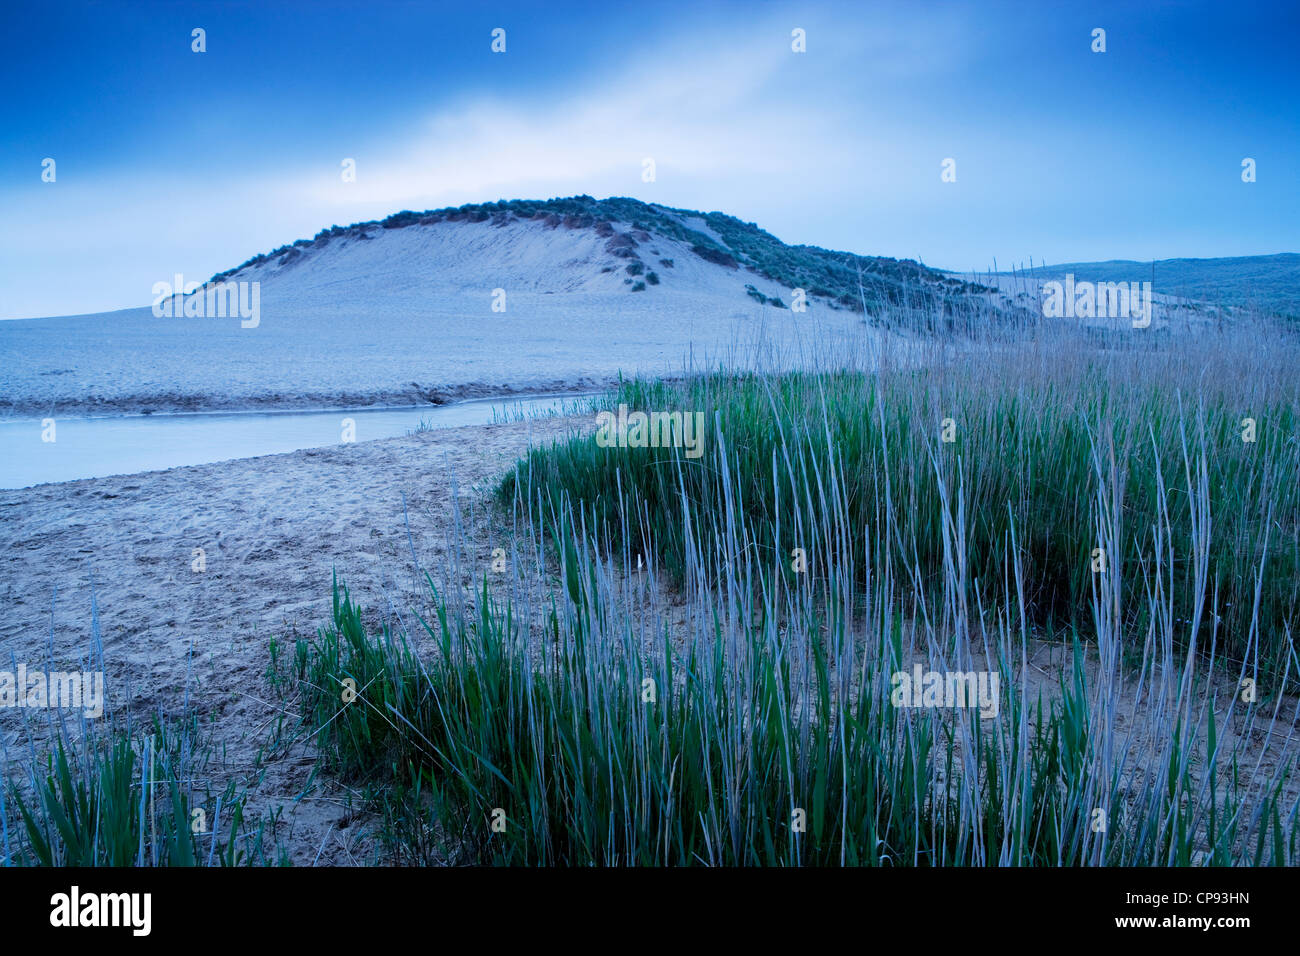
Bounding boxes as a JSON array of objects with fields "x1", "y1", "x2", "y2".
[
  {"x1": 211, "y1": 195, "x2": 986, "y2": 316},
  {"x1": 1005, "y1": 254, "x2": 1300, "y2": 318}
]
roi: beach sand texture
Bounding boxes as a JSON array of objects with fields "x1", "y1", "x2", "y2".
[{"x1": 0, "y1": 415, "x2": 585, "y2": 863}]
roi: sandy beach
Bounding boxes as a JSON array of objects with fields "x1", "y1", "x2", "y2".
[{"x1": 0, "y1": 414, "x2": 587, "y2": 862}]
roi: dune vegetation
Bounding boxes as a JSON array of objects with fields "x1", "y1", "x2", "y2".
[
  {"x1": 287, "y1": 320, "x2": 1300, "y2": 865},
  {"x1": 7, "y1": 316, "x2": 1298, "y2": 867}
]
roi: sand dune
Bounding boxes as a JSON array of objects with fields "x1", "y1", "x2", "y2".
[{"x1": 0, "y1": 216, "x2": 866, "y2": 418}]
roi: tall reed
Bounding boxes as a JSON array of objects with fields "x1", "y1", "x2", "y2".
[{"x1": 298, "y1": 325, "x2": 1300, "y2": 864}]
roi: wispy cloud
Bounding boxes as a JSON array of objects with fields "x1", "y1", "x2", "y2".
[{"x1": 294, "y1": 28, "x2": 832, "y2": 209}]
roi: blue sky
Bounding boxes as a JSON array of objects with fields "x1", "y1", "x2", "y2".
[{"x1": 2, "y1": 0, "x2": 1297, "y2": 318}]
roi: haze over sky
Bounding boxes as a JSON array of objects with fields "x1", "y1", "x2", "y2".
[{"x1": 2, "y1": 0, "x2": 1297, "y2": 318}]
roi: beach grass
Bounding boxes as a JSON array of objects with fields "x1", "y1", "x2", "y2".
[
  {"x1": 2, "y1": 711, "x2": 275, "y2": 866},
  {"x1": 291, "y1": 322, "x2": 1300, "y2": 865},
  {"x1": 11, "y1": 320, "x2": 1296, "y2": 867}
]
